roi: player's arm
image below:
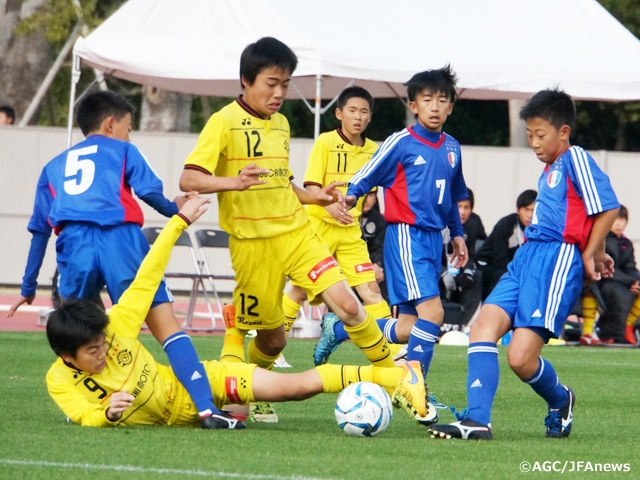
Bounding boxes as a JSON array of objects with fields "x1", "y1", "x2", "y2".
[
  {"x1": 109, "y1": 196, "x2": 211, "y2": 337},
  {"x1": 292, "y1": 181, "x2": 343, "y2": 207},
  {"x1": 582, "y1": 208, "x2": 619, "y2": 282},
  {"x1": 47, "y1": 369, "x2": 120, "y2": 427},
  {"x1": 345, "y1": 137, "x2": 399, "y2": 208},
  {"x1": 8, "y1": 171, "x2": 54, "y2": 317},
  {"x1": 447, "y1": 188, "x2": 468, "y2": 269}
]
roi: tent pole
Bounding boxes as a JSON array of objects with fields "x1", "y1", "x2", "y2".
[
  {"x1": 314, "y1": 74, "x2": 323, "y2": 139},
  {"x1": 67, "y1": 53, "x2": 82, "y2": 148}
]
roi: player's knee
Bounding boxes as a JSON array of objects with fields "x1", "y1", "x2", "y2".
[
  {"x1": 339, "y1": 294, "x2": 361, "y2": 319},
  {"x1": 506, "y1": 349, "x2": 533, "y2": 378},
  {"x1": 287, "y1": 286, "x2": 308, "y2": 305},
  {"x1": 256, "y1": 333, "x2": 287, "y2": 356}
]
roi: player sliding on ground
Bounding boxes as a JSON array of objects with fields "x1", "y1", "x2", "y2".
[{"x1": 45, "y1": 196, "x2": 426, "y2": 428}]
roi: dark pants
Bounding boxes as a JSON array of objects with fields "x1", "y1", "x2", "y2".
[
  {"x1": 441, "y1": 271, "x2": 483, "y2": 331},
  {"x1": 478, "y1": 264, "x2": 506, "y2": 301},
  {"x1": 598, "y1": 279, "x2": 635, "y2": 343}
]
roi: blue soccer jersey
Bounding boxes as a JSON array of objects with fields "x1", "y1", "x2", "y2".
[
  {"x1": 348, "y1": 123, "x2": 468, "y2": 237},
  {"x1": 28, "y1": 135, "x2": 165, "y2": 234},
  {"x1": 526, "y1": 146, "x2": 619, "y2": 250}
]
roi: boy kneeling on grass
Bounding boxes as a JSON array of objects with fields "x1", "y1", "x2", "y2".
[{"x1": 45, "y1": 196, "x2": 426, "y2": 429}]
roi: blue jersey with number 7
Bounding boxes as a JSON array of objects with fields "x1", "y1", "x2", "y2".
[
  {"x1": 348, "y1": 122, "x2": 468, "y2": 238},
  {"x1": 28, "y1": 135, "x2": 165, "y2": 234}
]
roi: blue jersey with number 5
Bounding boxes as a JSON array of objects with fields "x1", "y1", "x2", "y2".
[
  {"x1": 28, "y1": 135, "x2": 164, "y2": 234},
  {"x1": 348, "y1": 123, "x2": 468, "y2": 237}
]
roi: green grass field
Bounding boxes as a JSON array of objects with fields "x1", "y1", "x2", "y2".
[{"x1": 0, "y1": 331, "x2": 637, "y2": 480}]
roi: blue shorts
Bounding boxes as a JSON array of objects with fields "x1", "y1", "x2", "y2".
[
  {"x1": 384, "y1": 223, "x2": 441, "y2": 314},
  {"x1": 55, "y1": 223, "x2": 173, "y2": 306},
  {"x1": 486, "y1": 241, "x2": 582, "y2": 338}
]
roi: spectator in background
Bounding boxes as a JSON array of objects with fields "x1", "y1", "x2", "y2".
[
  {"x1": 0, "y1": 106, "x2": 15, "y2": 125},
  {"x1": 360, "y1": 190, "x2": 388, "y2": 302},
  {"x1": 476, "y1": 189, "x2": 537, "y2": 300},
  {"x1": 440, "y1": 189, "x2": 487, "y2": 330},
  {"x1": 595, "y1": 205, "x2": 640, "y2": 345}
]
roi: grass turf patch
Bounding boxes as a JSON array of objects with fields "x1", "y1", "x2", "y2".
[{"x1": 0, "y1": 331, "x2": 637, "y2": 479}]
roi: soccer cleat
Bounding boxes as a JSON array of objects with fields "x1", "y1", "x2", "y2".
[
  {"x1": 274, "y1": 353, "x2": 292, "y2": 368},
  {"x1": 394, "y1": 394, "x2": 440, "y2": 426},
  {"x1": 392, "y1": 344, "x2": 408, "y2": 364},
  {"x1": 428, "y1": 419, "x2": 493, "y2": 440},
  {"x1": 249, "y1": 402, "x2": 278, "y2": 423},
  {"x1": 545, "y1": 386, "x2": 575, "y2": 438},
  {"x1": 313, "y1": 313, "x2": 343, "y2": 366},
  {"x1": 579, "y1": 333, "x2": 611, "y2": 346},
  {"x1": 393, "y1": 360, "x2": 427, "y2": 418},
  {"x1": 625, "y1": 325, "x2": 639, "y2": 346},
  {"x1": 201, "y1": 411, "x2": 246, "y2": 430}
]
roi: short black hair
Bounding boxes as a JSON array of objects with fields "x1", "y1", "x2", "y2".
[
  {"x1": 239, "y1": 37, "x2": 298, "y2": 88},
  {"x1": 337, "y1": 86, "x2": 374, "y2": 113},
  {"x1": 460, "y1": 188, "x2": 475, "y2": 210},
  {"x1": 404, "y1": 65, "x2": 458, "y2": 103},
  {"x1": 0, "y1": 105, "x2": 15, "y2": 122},
  {"x1": 618, "y1": 205, "x2": 628, "y2": 221},
  {"x1": 46, "y1": 298, "x2": 109, "y2": 358},
  {"x1": 517, "y1": 189, "x2": 538, "y2": 209},
  {"x1": 519, "y1": 89, "x2": 576, "y2": 130},
  {"x1": 75, "y1": 91, "x2": 134, "y2": 136}
]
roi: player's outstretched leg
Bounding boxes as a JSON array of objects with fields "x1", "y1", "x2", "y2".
[
  {"x1": 544, "y1": 386, "x2": 575, "y2": 438},
  {"x1": 247, "y1": 329, "x2": 285, "y2": 423},
  {"x1": 313, "y1": 312, "x2": 346, "y2": 365}
]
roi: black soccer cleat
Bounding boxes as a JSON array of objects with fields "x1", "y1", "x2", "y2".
[
  {"x1": 428, "y1": 419, "x2": 493, "y2": 440},
  {"x1": 201, "y1": 411, "x2": 246, "y2": 430},
  {"x1": 545, "y1": 386, "x2": 575, "y2": 438}
]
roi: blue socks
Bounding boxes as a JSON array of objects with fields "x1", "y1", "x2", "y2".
[
  {"x1": 163, "y1": 332, "x2": 219, "y2": 417},
  {"x1": 466, "y1": 342, "x2": 500, "y2": 426},
  {"x1": 406, "y1": 319, "x2": 440, "y2": 378},
  {"x1": 524, "y1": 358, "x2": 568, "y2": 409},
  {"x1": 334, "y1": 321, "x2": 349, "y2": 342},
  {"x1": 377, "y1": 318, "x2": 400, "y2": 343}
]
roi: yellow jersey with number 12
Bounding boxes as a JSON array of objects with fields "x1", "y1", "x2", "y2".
[
  {"x1": 184, "y1": 97, "x2": 308, "y2": 239},
  {"x1": 304, "y1": 129, "x2": 378, "y2": 227}
]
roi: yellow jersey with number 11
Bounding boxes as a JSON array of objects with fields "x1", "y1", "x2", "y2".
[{"x1": 184, "y1": 97, "x2": 308, "y2": 239}]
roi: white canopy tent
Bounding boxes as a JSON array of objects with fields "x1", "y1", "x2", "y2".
[{"x1": 70, "y1": 0, "x2": 640, "y2": 142}]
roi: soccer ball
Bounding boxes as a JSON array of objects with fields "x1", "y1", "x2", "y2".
[{"x1": 335, "y1": 382, "x2": 392, "y2": 437}]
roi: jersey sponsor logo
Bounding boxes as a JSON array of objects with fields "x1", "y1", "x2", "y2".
[
  {"x1": 307, "y1": 257, "x2": 339, "y2": 283},
  {"x1": 354, "y1": 262, "x2": 374, "y2": 273},
  {"x1": 547, "y1": 170, "x2": 562, "y2": 188},
  {"x1": 131, "y1": 364, "x2": 151, "y2": 398},
  {"x1": 237, "y1": 317, "x2": 263, "y2": 326},
  {"x1": 448, "y1": 152, "x2": 458, "y2": 168},
  {"x1": 225, "y1": 376, "x2": 242, "y2": 403},
  {"x1": 238, "y1": 168, "x2": 289, "y2": 179},
  {"x1": 116, "y1": 349, "x2": 133, "y2": 366},
  {"x1": 414, "y1": 155, "x2": 426, "y2": 165}
]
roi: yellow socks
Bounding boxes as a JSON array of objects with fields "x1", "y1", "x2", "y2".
[
  {"x1": 345, "y1": 312, "x2": 395, "y2": 367},
  {"x1": 282, "y1": 294, "x2": 300, "y2": 337},
  {"x1": 363, "y1": 300, "x2": 392, "y2": 320},
  {"x1": 247, "y1": 337, "x2": 279, "y2": 370},
  {"x1": 219, "y1": 326, "x2": 247, "y2": 363},
  {"x1": 627, "y1": 296, "x2": 640, "y2": 326},
  {"x1": 315, "y1": 364, "x2": 402, "y2": 392},
  {"x1": 582, "y1": 293, "x2": 597, "y2": 335}
]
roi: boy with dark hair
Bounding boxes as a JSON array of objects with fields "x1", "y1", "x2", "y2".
[
  {"x1": 180, "y1": 37, "x2": 398, "y2": 424},
  {"x1": 8, "y1": 90, "x2": 226, "y2": 429},
  {"x1": 429, "y1": 89, "x2": 619, "y2": 441},
  {"x1": 476, "y1": 189, "x2": 537, "y2": 299},
  {"x1": 45, "y1": 196, "x2": 427, "y2": 428},
  {"x1": 282, "y1": 86, "x2": 393, "y2": 365},
  {"x1": 328, "y1": 65, "x2": 469, "y2": 424},
  {"x1": 0, "y1": 105, "x2": 15, "y2": 125}
]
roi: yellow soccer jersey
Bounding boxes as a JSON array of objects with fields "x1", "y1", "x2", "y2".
[
  {"x1": 304, "y1": 129, "x2": 378, "y2": 227},
  {"x1": 46, "y1": 216, "x2": 191, "y2": 427},
  {"x1": 184, "y1": 97, "x2": 308, "y2": 239}
]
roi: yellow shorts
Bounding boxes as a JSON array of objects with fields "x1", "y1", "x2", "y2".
[
  {"x1": 304, "y1": 216, "x2": 376, "y2": 288},
  {"x1": 172, "y1": 360, "x2": 257, "y2": 424},
  {"x1": 229, "y1": 223, "x2": 345, "y2": 330}
]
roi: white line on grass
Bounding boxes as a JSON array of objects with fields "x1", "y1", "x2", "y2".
[{"x1": 0, "y1": 459, "x2": 334, "y2": 480}]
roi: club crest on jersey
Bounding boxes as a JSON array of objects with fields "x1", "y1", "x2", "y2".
[
  {"x1": 448, "y1": 152, "x2": 458, "y2": 168},
  {"x1": 547, "y1": 170, "x2": 562, "y2": 188}
]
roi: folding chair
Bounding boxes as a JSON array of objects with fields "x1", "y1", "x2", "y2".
[
  {"x1": 194, "y1": 229, "x2": 236, "y2": 323},
  {"x1": 142, "y1": 227, "x2": 219, "y2": 331}
]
